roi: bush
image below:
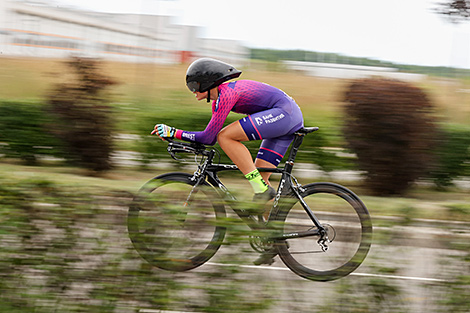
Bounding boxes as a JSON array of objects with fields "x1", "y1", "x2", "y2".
[
  {"x1": 46, "y1": 57, "x2": 117, "y2": 173},
  {"x1": 342, "y1": 78, "x2": 438, "y2": 195},
  {"x1": 133, "y1": 109, "x2": 216, "y2": 166},
  {"x1": 0, "y1": 100, "x2": 64, "y2": 164},
  {"x1": 430, "y1": 124, "x2": 470, "y2": 188},
  {"x1": 299, "y1": 119, "x2": 354, "y2": 172},
  {"x1": 0, "y1": 178, "x2": 277, "y2": 312},
  {"x1": 133, "y1": 110, "x2": 347, "y2": 173}
]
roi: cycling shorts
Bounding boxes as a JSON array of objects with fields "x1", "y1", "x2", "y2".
[{"x1": 239, "y1": 103, "x2": 303, "y2": 166}]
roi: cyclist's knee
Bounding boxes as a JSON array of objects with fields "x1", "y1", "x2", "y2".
[
  {"x1": 218, "y1": 122, "x2": 247, "y2": 143},
  {"x1": 217, "y1": 128, "x2": 230, "y2": 145}
]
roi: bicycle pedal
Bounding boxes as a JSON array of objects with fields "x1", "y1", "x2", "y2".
[
  {"x1": 253, "y1": 253, "x2": 276, "y2": 266},
  {"x1": 257, "y1": 214, "x2": 266, "y2": 224}
]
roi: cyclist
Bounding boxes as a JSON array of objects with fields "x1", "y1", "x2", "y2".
[{"x1": 152, "y1": 57, "x2": 304, "y2": 207}]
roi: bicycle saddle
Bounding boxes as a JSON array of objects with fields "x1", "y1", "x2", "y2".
[{"x1": 296, "y1": 127, "x2": 319, "y2": 134}]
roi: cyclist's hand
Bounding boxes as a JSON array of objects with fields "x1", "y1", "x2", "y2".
[{"x1": 151, "y1": 124, "x2": 176, "y2": 140}]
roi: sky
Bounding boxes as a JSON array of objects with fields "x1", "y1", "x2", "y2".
[{"x1": 51, "y1": 0, "x2": 470, "y2": 69}]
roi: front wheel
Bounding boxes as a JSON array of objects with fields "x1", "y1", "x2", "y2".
[
  {"x1": 274, "y1": 183, "x2": 372, "y2": 281},
  {"x1": 128, "y1": 173, "x2": 226, "y2": 271}
]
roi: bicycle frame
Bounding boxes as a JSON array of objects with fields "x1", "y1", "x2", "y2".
[
  {"x1": 130, "y1": 126, "x2": 371, "y2": 279},
  {"x1": 181, "y1": 127, "x2": 327, "y2": 239}
]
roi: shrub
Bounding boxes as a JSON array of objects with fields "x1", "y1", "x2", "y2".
[
  {"x1": 342, "y1": 78, "x2": 438, "y2": 195},
  {"x1": 133, "y1": 110, "x2": 346, "y2": 173},
  {"x1": 0, "y1": 100, "x2": 64, "y2": 164},
  {"x1": 430, "y1": 124, "x2": 470, "y2": 188},
  {"x1": 133, "y1": 109, "x2": 215, "y2": 166},
  {"x1": 299, "y1": 119, "x2": 354, "y2": 172},
  {"x1": 0, "y1": 178, "x2": 277, "y2": 312},
  {"x1": 46, "y1": 57, "x2": 117, "y2": 173}
]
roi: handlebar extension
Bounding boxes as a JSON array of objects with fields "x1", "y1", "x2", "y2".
[{"x1": 166, "y1": 139, "x2": 208, "y2": 158}]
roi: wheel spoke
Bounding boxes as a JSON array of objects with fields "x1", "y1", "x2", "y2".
[
  {"x1": 128, "y1": 174, "x2": 226, "y2": 271},
  {"x1": 275, "y1": 183, "x2": 372, "y2": 281}
]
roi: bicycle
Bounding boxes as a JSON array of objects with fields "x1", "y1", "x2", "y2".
[{"x1": 128, "y1": 127, "x2": 372, "y2": 281}]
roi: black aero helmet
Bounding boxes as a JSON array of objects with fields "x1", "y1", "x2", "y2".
[{"x1": 186, "y1": 58, "x2": 242, "y2": 93}]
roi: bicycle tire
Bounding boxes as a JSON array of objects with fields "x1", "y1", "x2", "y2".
[
  {"x1": 273, "y1": 182, "x2": 372, "y2": 281},
  {"x1": 128, "y1": 173, "x2": 226, "y2": 271}
]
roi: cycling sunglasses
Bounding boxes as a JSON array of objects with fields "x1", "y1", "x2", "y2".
[{"x1": 187, "y1": 81, "x2": 200, "y2": 93}]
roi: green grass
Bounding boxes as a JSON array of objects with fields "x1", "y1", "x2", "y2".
[
  {"x1": 1, "y1": 57, "x2": 469, "y2": 126},
  {"x1": 1, "y1": 161, "x2": 469, "y2": 223},
  {"x1": 0, "y1": 162, "x2": 147, "y2": 192},
  {"x1": 362, "y1": 192, "x2": 470, "y2": 223},
  {"x1": 1, "y1": 57, "x2": 469, "y2": 223}
]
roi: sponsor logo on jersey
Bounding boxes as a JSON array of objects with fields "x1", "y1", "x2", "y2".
[{"x1": 182, "y1": 133, "x2": 196, "y2": 141}]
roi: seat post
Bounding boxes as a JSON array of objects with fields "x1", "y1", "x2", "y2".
[{"x1": 284, "y1": 132, "x2": 305, "y2": 172}]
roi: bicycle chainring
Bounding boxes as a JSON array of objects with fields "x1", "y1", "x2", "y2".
[{"x1": 249, "y1": 235, "x2": 273, "y2": 253}]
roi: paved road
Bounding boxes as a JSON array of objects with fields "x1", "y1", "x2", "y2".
[{"x1": 147, "y1": 217, "x2": 468, "y2": 313}]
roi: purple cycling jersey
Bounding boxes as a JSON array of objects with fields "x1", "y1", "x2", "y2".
[{"x1": 175, "y1": 80, "x2": 303, "y2": 146}]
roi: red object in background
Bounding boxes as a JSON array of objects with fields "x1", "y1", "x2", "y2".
[{"x1": 179, "y1": 51, "x2": 195, "y2": 63}]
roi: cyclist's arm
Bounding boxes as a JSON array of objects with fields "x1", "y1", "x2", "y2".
[{"x1": 175, "y1": 87, "x2": 238, "y2": 145}]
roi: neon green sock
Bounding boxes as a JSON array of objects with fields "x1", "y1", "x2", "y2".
[{"x1": 245, "y1": 169, "x2": 269, "y2": 194}]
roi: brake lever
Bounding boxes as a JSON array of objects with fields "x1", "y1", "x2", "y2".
[
  {"x1": 168, "y1": 145, "x2": 178, "y2": 160},
  {"x1": 166, "y1": 138, "x2": 207, "y2": 159},
  {"x1": 169, "y1": 150, "x2": 182, "y2": 160}
]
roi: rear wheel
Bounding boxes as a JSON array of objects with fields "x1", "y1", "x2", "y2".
[
  {"x1": 274, "y1": 183, "x2": 372, "y2": 281},
  {"x1": 128, "y1": 173, "x2": 226, "y2": 271}
]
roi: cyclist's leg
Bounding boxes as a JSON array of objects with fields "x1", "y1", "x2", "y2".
[
  {"x1": 218, "y1": 112, "x2": 288, "y2": 187},
  {"x1": 219, "y1": 105, "x2": 302, "y2": 198},
  {"x1": 236, "y1": 106, "x2": 302, "y2": 265},
  {"x1": 254, "y1": 158, "x2": 276, "y2": 184},
  {"x1": 217, "y1": 121, "x2": 254, "y2": 175},
  {"x1": 254, "y1": 137, "x2": 293, "y2": 183},
  {"x1": 217, "y1": 121, "x2": 282, "y2": 186},
  {"x1": 217, "y1": 122, "x2": 272, "y2": 196},
  {"x1": 241, "y1": 105, "x2": 302, "y2": 183}
]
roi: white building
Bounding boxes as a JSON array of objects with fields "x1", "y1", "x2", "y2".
[
  {"x1": 283, "y1": 60, "x2": 426, "y2": 82},
  {"x1": 199, "y1": 38, "x2": 248, "y2": 68},
  {"x1": 0, "y1": 0, "x2": 249, "y2": 65}
]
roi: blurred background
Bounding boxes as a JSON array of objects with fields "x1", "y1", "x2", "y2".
[{"x1": 0, "y1": 0, "x2": 469, "y2": 312}]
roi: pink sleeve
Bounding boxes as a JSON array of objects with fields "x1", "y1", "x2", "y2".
[{"x1": 177, "y1": 85, "x2": 239, "y2": 145}]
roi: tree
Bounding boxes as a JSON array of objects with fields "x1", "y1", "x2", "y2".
[
  {"x1": 342, "y1": 78, "x2": 438, "y2": 196},
  {"x1": 436, "y1": 0, "x2": 470, "y2": 23},
  {"x1": 47, "y1": 57, "x2": 117, "y2": 173}
]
